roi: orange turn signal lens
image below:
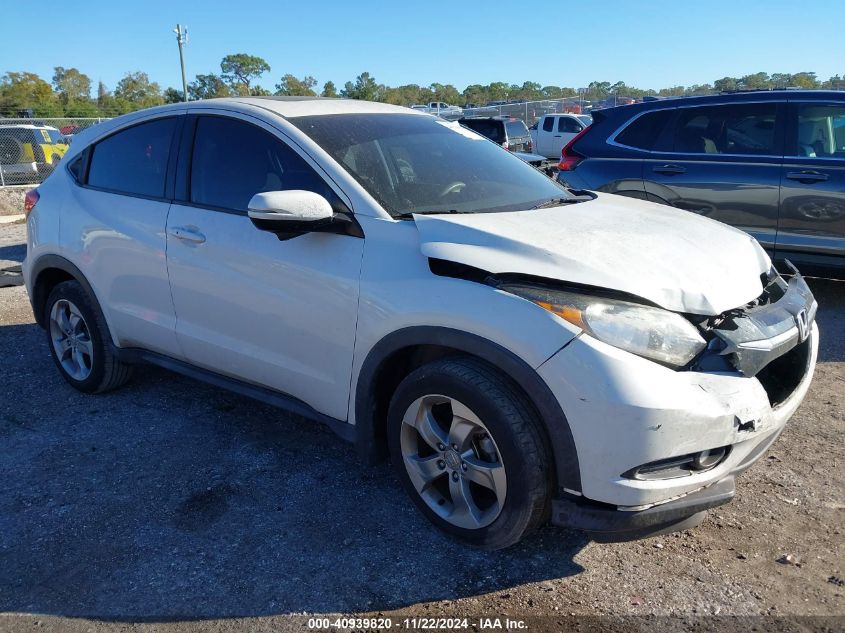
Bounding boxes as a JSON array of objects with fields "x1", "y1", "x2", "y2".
[{"x1": 536, "y1": 301, "x2": 586, "y2": 329}]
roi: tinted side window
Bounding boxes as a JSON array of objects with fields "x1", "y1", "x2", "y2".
[
  {"x1": 672, "y1": 103, "x2": 778, "y2": 155},
  {"x1": 11, "y1": 129, "x2": 38, "y2": 144},
  {"x1": 542, "y1": 117, "x2": 554, "y2": 132},
  {"x1": 615, "y1": 110, "x2": 674, "y2": 150},
  {"x1": 88, "y1": 117, "x2": 176, "y2": 198},
  {"x1": 190, "y1": 116, "x2": 342, "y2": 212},
  {"x1": 67, "y1": 153, "x2": 86, "y2": 183},
  {"x1": 558, "y1": 117, "x2": 582, "y2": 133},
  {"x1": 87, "y1": 118, "x2": 175, "y2": 197},
  {"x1": 794, "y1": 103, "x2": 845, "y2": 158}
]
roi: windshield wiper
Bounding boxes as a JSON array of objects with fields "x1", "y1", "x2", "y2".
[
  {"x1": 395, "y1": 209, "x2": 475, "y2": 219},
  {"x1": 529, "y1": 195, "x2": 591, "y2": 210}
]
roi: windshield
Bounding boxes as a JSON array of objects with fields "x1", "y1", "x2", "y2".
[{"x1": 290, "y1": 113, "x2": 570, "y2": 216}]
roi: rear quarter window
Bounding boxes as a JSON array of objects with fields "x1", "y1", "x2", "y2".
[{"x1": 615, "y1": 109, "x2": 674, "y2": 150}]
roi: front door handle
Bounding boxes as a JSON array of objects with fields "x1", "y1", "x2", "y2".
[
  {"x1": 786, "y1": 170, "x2": 829, "y2": 183},
  {"x1": 168, "y1": 226, "x2": 206, "y2": 244},
  {"x1": 653, "y1": 164, "x2": 687, "y2": 175}
]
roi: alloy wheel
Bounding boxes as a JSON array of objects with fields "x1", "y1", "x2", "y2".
[
  {"x1": 49, "y1": 299, "x2": 94, "y2": 381},
  {"x1": 400, "y1": 394, "x2": 507, "y2": 529}
]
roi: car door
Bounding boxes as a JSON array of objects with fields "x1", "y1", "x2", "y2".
[
  {"x1": 165, "y1": 111, "x2": 364, "y2": 421},
  {"x1": 551, "y1": 116, "x2": 583, "y2": 158},
  {"x1": 642, "y1": 101, "x2": 784, "y2": 253},
  {"x1": 537, "y1": 115, "x2": 556, "y2": 157},
  {"x1": 777, "y1": 100, "x2": 845, "y2": 268},
  {"x1": 62, "y1": 114, "x2": 184, "y2": 356}
]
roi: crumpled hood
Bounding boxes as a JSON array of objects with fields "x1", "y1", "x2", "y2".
[{"x1": 414, "y1": 192, "x2": 771, "y2": 315}]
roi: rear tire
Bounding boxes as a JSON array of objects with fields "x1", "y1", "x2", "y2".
[
  {"x1": 44, "y1": 280, "x2": 133, "y2": 393},
  {"x1": 387, "y1": 357, "x2": 553, "y2": 549}
]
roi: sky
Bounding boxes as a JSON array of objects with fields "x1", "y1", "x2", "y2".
[{"x1": 4, "y1": 0, "x2": 844, "y2": 94}]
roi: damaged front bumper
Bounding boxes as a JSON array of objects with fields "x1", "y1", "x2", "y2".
[
  {"x1": 699, "y1": 264, "x2": 818, "y2": 377},
  {"x1": 537, "y1": 270, "x2": 819, "y2": 539}
]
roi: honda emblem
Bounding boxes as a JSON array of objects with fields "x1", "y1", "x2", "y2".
[{"x1": 796, "y1": 309, "x2": 809, "y2": 343}]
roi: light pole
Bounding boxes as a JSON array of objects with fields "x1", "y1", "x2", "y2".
[{"x1": 173, "y1": 24, "x2": 188, "y2": 102}]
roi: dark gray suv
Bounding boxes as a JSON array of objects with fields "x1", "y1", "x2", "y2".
[
  {"x1": 458, "y1": 116, "x2": 534, "y2": 153},
  {"x1": 557, "y1": 90, "x2": 845, "y2": 276}
]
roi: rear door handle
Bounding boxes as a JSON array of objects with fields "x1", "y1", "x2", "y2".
[
  {"x1": 168, "y1": 226, "x2": 206, "y2": 244},
  {"x1": 786, "y1": 171, "x2": 829, "y2": 183},
  {"x1": 652, "y1": 164, "x2": 687, "y2": 175}
]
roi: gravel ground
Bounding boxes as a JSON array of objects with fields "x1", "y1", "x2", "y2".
[
  {"x1": 0, "y1": 187, "x2": 27, "y2": 216},
  {"x1": 0, "y1": 220, "x2": 842, "y2": 632}
]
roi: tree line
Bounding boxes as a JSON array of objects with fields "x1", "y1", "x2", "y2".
[{"x1": 1, "y1": 52, "x2": 843, "y2": 118}]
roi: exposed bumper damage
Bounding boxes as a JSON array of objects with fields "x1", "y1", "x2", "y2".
[
  {"x1": 698, "y1": 264, "x2": 818, "y2": 377},
  {"x1": 539, "y1": 269, "x2": 819, "y2": 539}
]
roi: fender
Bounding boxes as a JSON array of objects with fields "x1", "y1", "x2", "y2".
[
  {"x1": 28, "y1": 254, "x2": 105, "y2": 331},
  {"x1": 355, "y1": 326, "x2": 582, "y2": 493}
]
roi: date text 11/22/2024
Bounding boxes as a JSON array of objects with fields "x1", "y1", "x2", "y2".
[{"x1": 307, "y1": 617, "x2": 528, "y2": 630}]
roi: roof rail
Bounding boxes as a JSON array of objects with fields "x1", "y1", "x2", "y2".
[{"x1": 718, "y1": 87, "x2": 804, "y2": 94}]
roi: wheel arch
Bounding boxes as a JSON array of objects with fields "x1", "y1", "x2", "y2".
[
  {"x1": 30, "y1": 255, "x2": 105, "y2": 332},
  {"x1": 354, "y1": 326, "x2": 582, "y2": 494}
]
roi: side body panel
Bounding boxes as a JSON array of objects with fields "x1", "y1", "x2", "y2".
[
  {"x1": 642, "y1": 154, "x2": 783, "y2": 253},
  {"x1": 777, "y1": 100, "x2": 845, "y2": 269},
  {"x1": 166, "y1": 204, "x2": 364, "y2": 420},
  {"x1": 44, "y1": 112, "x2": 184, "y2": 355},
  {"x1": 165, "y1": 108, "x2": 365, "y2": 421}
]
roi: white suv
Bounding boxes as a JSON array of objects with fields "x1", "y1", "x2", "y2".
[{"x1": 23, "y1": 97, "x2": 818, "y2": 549}]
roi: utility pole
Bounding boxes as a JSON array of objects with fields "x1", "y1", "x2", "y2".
[{"x1": 174, "y1": 24, "x2": 188, "y2": 102}]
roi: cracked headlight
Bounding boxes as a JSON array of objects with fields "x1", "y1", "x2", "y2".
[{"x1": 499, "y1": 284, "x2": 706, "y2": 368}]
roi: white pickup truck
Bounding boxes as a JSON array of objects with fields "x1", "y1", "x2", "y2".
[
  {"x1": 529, "y1": 113, "x2": 592, "y2": 158},
  {"x1": 411, "y1": 102, "x2": 464, "y2": 118}
]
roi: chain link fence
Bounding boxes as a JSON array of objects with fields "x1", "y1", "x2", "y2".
[
  {"x1": 462, "y1": 97, "x2": 586, "y2": 124},
  {"x1": 447, "y1": 94, "x2": 645, "y2": 126},
  {"x1": 0, "y1": 117, "x2": 110, "y2": 187}
]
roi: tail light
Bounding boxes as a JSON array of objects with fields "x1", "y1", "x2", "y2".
[
  {"x1": 501, "y1": 141, "x2": 509, "y2": 151},
  {"x1": 527, "y1": 140, "x2": 533, "y2": 152},
  {"x1": 558, "y1": 127, "x2": 590, "y2": 171},
  {"x1": 24, "y1": 189, "x2": 39, "y2": 215}
]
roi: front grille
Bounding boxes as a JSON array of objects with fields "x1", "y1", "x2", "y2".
[
  {"x1": 755, "y1": 337, "x2": 811, "y2": 407},
  {"x1": 702, "y1": 269, "x2": 816, "y2": 377}
]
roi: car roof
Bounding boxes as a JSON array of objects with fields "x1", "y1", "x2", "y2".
[
  {"x1": 600, "y1": 89, "x2": 845, "y2": 117},
  {"x1": 459, "y1": 116, "x2": 509, "y2": 122},
  {"x1": 142, "y1": 96, "x2": 423, "y2": 119},
  {"x1": 0, "y1": 123, "x2": 58, "y2": 130}
]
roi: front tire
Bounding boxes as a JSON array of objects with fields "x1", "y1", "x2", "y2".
[
  {"x1": 387, "y1": 358, "x2": 553, "y2": 549},
  {"x1": 44, "y1": 280, "x2": 133, "y2": 393}
]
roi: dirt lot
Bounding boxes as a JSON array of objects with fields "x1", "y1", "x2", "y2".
[
  {"x1": 0, "y1": 186, "x2": 27, "y2": 216},
  {"x1": 0, "y1": 220, "x2": 842, "y2": 632}
]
